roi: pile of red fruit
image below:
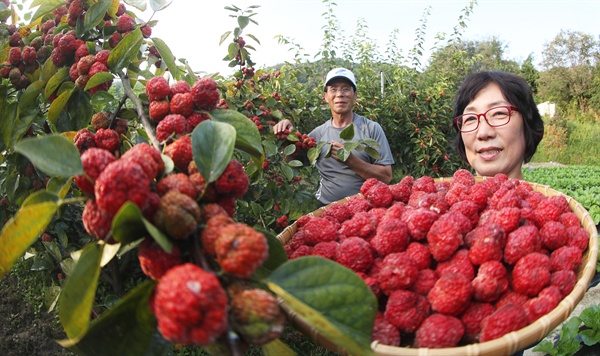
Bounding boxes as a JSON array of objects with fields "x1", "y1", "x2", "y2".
[{"x1": 283, "y1": 170, "x2": 590, "y2": 349}]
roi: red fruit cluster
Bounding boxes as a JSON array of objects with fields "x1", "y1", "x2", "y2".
[
  {"x1": 69, "y1": 49, "x2": 114, "y2": 94},
  {"x1": 74, "y1": 128, "x2": 121, "y2": 155},
  {"x1": 145, "y1": 76, "x2": 220, "y2": 143},
  {"x1": 284, "y1": 169, "x2": 590, "y2": 348}
]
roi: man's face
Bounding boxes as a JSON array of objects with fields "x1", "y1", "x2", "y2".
[{"x1": 323, "y1": 78, "x2": 357, "y2": 115}]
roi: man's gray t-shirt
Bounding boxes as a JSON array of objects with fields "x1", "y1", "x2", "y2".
[{"x1": 309, "y1": 113, "x2": 395, "y2": 205}]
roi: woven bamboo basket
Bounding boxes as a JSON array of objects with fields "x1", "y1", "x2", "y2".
[{"x1": 276, "y1": 177, "x2": 599, "y2": 356}]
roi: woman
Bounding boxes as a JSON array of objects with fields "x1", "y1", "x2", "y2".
[{"x1": 452, "y1": 71, "x2": 544, "y2": 180}]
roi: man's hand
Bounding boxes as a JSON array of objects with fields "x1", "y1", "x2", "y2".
[
  {"x1": 273, "y1": 119, "x2": 293, "y2": 134},
  {"x1": 330, "y1": 140, "x2": 345, "y2": 161}
]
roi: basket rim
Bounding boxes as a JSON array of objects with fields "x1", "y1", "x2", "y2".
[{"x1": 276, "y1": 177, "x2": 599, "y2": 356}]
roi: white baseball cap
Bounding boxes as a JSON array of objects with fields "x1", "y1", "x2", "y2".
[{"x1": 324, "y1": 67, "x2": 357, "y2": 92}]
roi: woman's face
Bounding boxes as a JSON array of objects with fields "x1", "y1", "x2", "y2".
[{"x1": 460, "y1": 83, "x2": 526, "y2": 179}]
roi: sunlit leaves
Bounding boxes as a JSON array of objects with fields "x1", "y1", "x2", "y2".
[
  {"x1": 108, "y1": 27, "x2": 143, "y2": 73},
  {"x1": 151, "y1": 37, "x2": 178, "y2": 80},
  {"x1": 14, "y1": 134, "x2": 83, "y2": 177},
  {"x1": 192, "y1": 120, "x2": 235, "y2": 184}
]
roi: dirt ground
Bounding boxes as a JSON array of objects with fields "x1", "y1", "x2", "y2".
[{"x1": 0, "y1": 272, "x2": 72, "y2": 356}]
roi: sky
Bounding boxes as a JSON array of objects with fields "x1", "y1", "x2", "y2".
[{"x1": 135, "y1": 0, "x2": 600, "y2": 76}]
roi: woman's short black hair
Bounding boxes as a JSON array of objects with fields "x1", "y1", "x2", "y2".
[{"x1": 452, "y1": 70, "x2": 544, "y2": 164}]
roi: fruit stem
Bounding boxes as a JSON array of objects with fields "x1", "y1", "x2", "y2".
[{"x1": 118, "y1": 72, "x2": 161, "y2": 150}]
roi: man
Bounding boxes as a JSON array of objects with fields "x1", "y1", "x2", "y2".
[{"x1": 273, "y1": 67, "x2": 394, "y2": 205}]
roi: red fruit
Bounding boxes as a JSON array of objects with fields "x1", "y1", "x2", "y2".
[
  {"x1": 372, "y1": 312, "x2": 401, "y2": 347},
  {"x1": 91, "y1": 111, "x2": 110, "y2": 131},
  {"x1": 88, "y1": 61, "x2": 109, "y2": 77},
  {"x1": 215, "y1": 223, "x2": 268, "y2": 278},
  {"x1": 82, "y1": 199, "x2": 113, "y2": 241},
  {"x1": 41, "y1": 233, "x2": 52, "y2": 242},
  {"x1": 401, "y1": 208, "x2": 438, "y2": 241},
  {"x1": 170, "y1": 92, "x2": 195, "y2": 116},
  {"x1": 156, "y1": 173, "x2": 197, "y2": 199},
  {"x1": 156, "y1": 114, "x2": 188, "y2": 143},
  {"x1": 74, "y1": 42, "x2": 89, "y2": 62},
  {"x1": 146, "y1": 76, "x2": 171, "y2": 102},
  {"x1": 460, "y1": 302, "x2": 495, "y2": 343},
  {"x1": 95, "y1": 159, "x2": 152, "y2": 216},
  {"x1": 153, "y1": 191, "x2": 201, "y2": 240},
  {"x1": 22, "y1": 46, "x2": 37, "y2": 64},
  {"x1": 74, "y1": 147, "x2": 116, "y2": 195},
  {"x1": 370, "y1": 218, "x2": 409, "y2": 256},
  {"x1": 320, "y1": 203, "x2": 352, "y2": 224},
  {"x1": 410, "y1": 268, "x2": 437, "y2": 296},
  {"x1": 336, "y1": 237, "x2": 374, "y2": 273},
  {"x1": 339, "y1": 211, "x2": 377, "y2": 239},
  {"x1": 153, "y1": 263, "x2": 228, "y2": 345},
  {"x1": 427, "y1": 215, "x2": 463, "y2": 262},
  {"x1": 511, "y1": 252, "x2": 551, "y2": 297},
  {"x1": 479, "y1": 304, "x2": 529, "y2": 342},
  {"x1": 414, "y1": 314, "x2": 464, "y2": 348},
  {"x1": 364, "y1": 181, "x2": 393, "y2": 208},
  {"x1": 452, "y1": 168, "x2": 476, "y2": 187},
  {"x1": 74, "y1": 128, "x2": 97, "y2": 153},
  {"x1": 523, "y1": 286, "x2": 562, "y2": 323},
  {"x1": 94, "y1": 128, "x2": 120, "y2": 154},
  {"x1": 95, "y1": 49, "x2": 111, "y2": 65},
  {"x1": 428, "y1": 273, "x2": 473, "y2": 316},
  {"x1": 504, "y1": 224, "x2": 542, "y2": 265},
  {"x1": 200, "y1": 214, "x2": 234, "y2": 257},
  {"x1": 186, "y1": 112, "x2": 210, "y2": 131},
  {"x1": 77, "y1": 54, "x2": 96, "y2": 75},
  {"x1": 191, "y1": 77, "x2": 220, "y2": 110},
  {"x1": 550, "y1": 270, "x2": 577, "y2": 297},
  {"x1": 297, "y1": 216, "x2": 339, "y2": 245},
  {"x1": 230, "y1": 288, "x2": 285, "y2": 345},
  {"x1": 378, "y1": 252, "x2": 419, "y2": 295},
  {"x1": 121, "y1": 142, "x2": 165, "y2": 180},
  {"x1": 550, "y1": 245, "x2": 582, "y2": 272},
  {"x1": 214, "y1": 160, "x2": 249, "y2": 198},
  {"x1": 435, "y1": 249, "x2": 475, "y2": 281},
  {"x1": 189, "y1": 172, "x2": 207, "y2": 198},
  {"x1": 384, "y1": 289, "x2": 430, "y2": 334},
  {"x1": 540, "y1": 220, "x2": 569, "y2": 250},
  {"x1": 169, "y1": 80, "x2": 192, "y2": 99},
  {"x1": 116, "y1": 14, "x2": 135, "y2": 33},
  {"x1": 163, "y1": 135, "x2": 193, "y2": 174},
  {"x1": 312, "y1": 241, "x2": 338, "y2": 260},
  {"x1": 344, "y1": 195, "x2": 371, "y2": 215},
  {"x1": 137, "y1": 238, "x2": 181, "y2": 280},
  {"x1": 140, "y1": 23, "x2": 152, "y2": 38},
  {"x1": 149, "y1": 100, "x2": 170, "y2": 122},
  {"x1": 467, "y1": 224, "x2": 504, "y2": 265},
  {"x1": 472, "y1": 261, "x2": 509, "y2": 303},
  {"x1": 412, "y1": 175, "x2": 436, "y2": 193},
  {"x1": 405, "y1": 241, "x2": 432, "y2": 270},
  {"x1": 533, "y1": 198, "x2": 564, "y2": 228},
  {"x1": 58, "y1": 33, "x2": 77, "y2": 54},
  {"x1": 389, "y1": 181, "x2": 411, "y2": 203}
]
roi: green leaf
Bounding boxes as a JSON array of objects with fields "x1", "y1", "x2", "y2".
[
  {"x1": 58, "y1": 243, "x2": 103, "y2": 341},
  {"x1": 283, "y1": 144, "x2": 296, "y2": 156},
  {"x1": 253, "y1": 228, "x2": 287, "y2": 280},
  {"x1": 0, "y1": 201, "x2": 59, "y2": 278},
  {"x1": 47, "y1": 176, "x2": 73, "y2": 199},
  {"x1": 149, "y1": 0, "x2": 172, "y2": 12},
  {"x1": 41, "y1": 56, "x2": 59, "y2": 83},
  {"x1": 219, "y1": 31, "x2": 232, "y2": 46},
  {"x1": 281, "y1": 164, "x2": 293, "y2": 181},
  {"x1": 339, "y1": 124, "x2": 355, "y2": 141},
  {"x1": 48, "y1": 87, "x2": 75, "y2": 125},
  {"x1": 111, "y1": 202, "x2": 172, "y2": 252},
  {"x1": 191, "y1": 120, "x2": 235, "y2": 184},
  {"x1": 238, "y1": 16, "x2": 250, "y2": 29},
  {"x1": 44, "y1": 240, "x2": 63, "y2": 262},
  {"x1": 266, "y1": 256, "x2": 377, "y2": 355},
  {"x1": 60, "y1": 280, "x2": 165, "y2": 354},
  {"x1": 209, "y1": 109, "x2": 264, "y2": 164},
  {"x1": 361, "y1": 138, "x2": 380, "y2": 149},
  {"x1": 124, "y1": 0, "x2": 146, "y2": 11},
  {"x1": 14, "y1": 134, "x2": 83, "y2": 177},
  {"x1": 45, "y1": 67, "x2": 70, "y2": 100},
  {"x1": 18, "y1": 79, "x2": 45, "y2": 113},
  {"x1": 22, "y1": 189, "x2": 60, "y2": 207},
  {"x1": 83, "y1": 0, "x2": 112, "y2": 33},
  {"x1": 30, "y1": 0, "x2": 63, "y2": 23},
  {"x1": 151, "y1": 37, "x2": 179, "y2": 81},
  {"x1": 287, "y1": 160, "x2": 303, "y2": 168},
  {"x1": 84, "y1": 72, "x2": 114, "y2": 91},
  {"x1": 108, "y1": 28, "x2": 143, "y2": 73},
  {"x1": 364, "y1": 147, "x2": 382, "y2": 160},
  {"x1": 0, "y1": 101, "x2": 17, "y2": 148}
]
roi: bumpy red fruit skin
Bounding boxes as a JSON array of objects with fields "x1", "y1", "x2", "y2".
[
  {"x1": 121, "y1": 143, "x2": 165, "y2": 180},
  {"x1": 479, "y1": 304, "x2": 529, "y2": 342},
  {"x1": 504, "y1": 225, "x2": 542, "y2": 265},
  {"x1": 95, "y1": 159, "x2": 151, "y2": 216},
  {"x1": 163, "y1": 136, "x2": 193, "y2": 174},
  {"x1": 339, "y1": 211, "x2": 377, "y2": 239},
  {"x1": 378, "y1": 252, "x2": 419, "y2": 295},
  {"x1": 137, "y1": 238, "x2": 181, "y2": 280},
  {"x1": 74, "y1": 147, "x2": 116, "y2": 195},
  {"x1": 230, "y1": 289, "x2": 286, "y2": 345},
  {"x1": 550, "y1": 245, "x2": 582, "y2": 272},
  {"x1": 153, "y1": 191, "x2": 201, "y2": 240},
  {"x1": 372, "y1": 312, "x2": 401, "y2": 347},
  {"x1": 435, "y1": 249, "x2": 475, "y2": 281},
  {"x1": 214, "y1": 160, "x2": 249, "y2": 198},
  {"x1": 364, "y1": 181, "x2": 393, "y2": 208},
  {"x1": 74, "y1": 128, "x2": 96, "y2": 153},
  {"x1": 215, "y1": 223, "x2": 268, "y2": 278},
  {"x1": 336, "y1": 237, "x2": 374, "y2": 273},
  {"x1": 146, "y1": 76, "x2": 171, "y2": 102},
  {"x1": 156, "y1": 173, "x2": 197, "y2": 199},
  {"x1": 471, "y1": 260, "x2": 509, "y2": 303},
  {"x1": 191, "y1": 77, "x2": 220, "y2": 110},
  {"x1": 95, "y1": 50, "x2": 110, "y2": 65},
  {"x1": 186, "y1": 112, "x2": 210, "y2": 131},
  {"x1": 149, "y1": 100, "x2": 170, "y2": 122},
  {"x1": 427, "y1": 216, "x2": 464, "y2": 262},
  {"x1": 384, "y1": 289, "x2": 430, "y2": 333},
  {"x1": 170, "y1": 92, "x2": 195, "y2": 116},
  {"x1": 153, "y1": 263, "x2": 228, "y2": 345},
  {"x1": 298, "y1": 216, "x2": 339, "y2": 246},
  {"x1": 414, "y1": 314, "x2": 465, "y2": 348},
  {"x1": 460, "y1": 302, "x2": 495, "y2": 343},
  {"x1": 511, "y1": 252, "x2": 551, "y2": 297},
  {"x1": 116, "y1": 14, "x2": 135, "y2": 33},
  {"x1": 169, "y1": 80, "x2": 192, "y2": 99},
  {"x1": 428, "y1": 273, "x2": 473, "y2": 316},
  {"x1": 82, "y1": 199, "x2": 113, "y2": 241},
  {"x1": 94, "y1": 128, "x2": 120, "y2": 153},
  {"x1": 200, "y1": 214, "x2": 234, "y2": 257},
  {"x1": 370, "y1": 218, "x2": 409, "y2": 256},
  {"x1": 401, "y1": 208, "x2": 438, "y2": 241},
  {"x1": 156, "y1": 114, "x2": 188, "y2": 143},
  {"x1": 321, "y1": 203, "x2": 352, "y2": 224},
  {"x1": 540, "y1": 220, "x2": 569, "y2": 250}
]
